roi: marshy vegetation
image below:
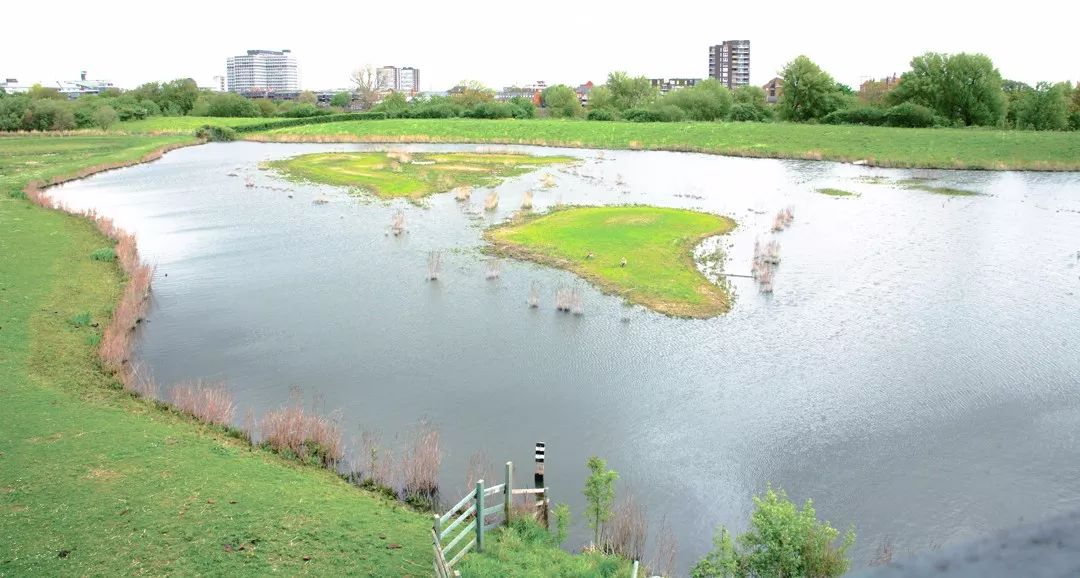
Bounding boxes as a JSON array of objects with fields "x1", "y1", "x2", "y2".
[
  {"x1": 266, "y1": 151, "x2": 576, "y2": 200},
  {"x1": 486, "y1": 206, "x2": 736, "y2": 318},
  {"x1": 817, "y1": 187, "x2": 859, "y2": 197},
  {"x1": 427, "y1": 250, "x2": 444, "y2": 281}
]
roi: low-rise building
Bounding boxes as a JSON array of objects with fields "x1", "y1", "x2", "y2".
[
  {"x1": 649, "y1": 78, "x2": 700, "y2": 95},
  {"x1": 57, "y1": 71, "x2": 115, "y2": 99},
  {"x1": 0, "y1": 78, "x2": 29, "y2": 94},
  {"x1": 575, "y1": 81, "x2": 594, "y2": 106},
  {"x1": 762, "y1": 77, "x2": 782, "y2": 104}
]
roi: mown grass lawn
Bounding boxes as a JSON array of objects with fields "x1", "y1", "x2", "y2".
[
  {"x1": 268, "y1": 151, "x2": 576, "y2": 200},
  {"x1": 487, "y1": 206, "x2": 736, "y2": 318},
  {"x1": 250, "y1": 117, "x2": 1080, "y2": 171},
  {"x1": 0, "y1": 135, "x2": 431, "y2": 576}
]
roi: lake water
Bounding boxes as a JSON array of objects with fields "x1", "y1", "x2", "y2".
[{"x1": 49, "y1": 142, "x2": 1080, "y2": 573}]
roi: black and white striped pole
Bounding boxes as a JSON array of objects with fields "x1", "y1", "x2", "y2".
[{"x1": 534, "y1": 442, "x2": 549, "y2": 528}]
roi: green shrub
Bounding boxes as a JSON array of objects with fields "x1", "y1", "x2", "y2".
[
  {"x1": 662, "y1": 79, "x2": 732, "y2": 121},
  {"x1": 229, "y1": 112, "x2": 389, "y2": 133},
  {"x1": 90, "y1": 247, "x2": 117, "y2": 261},
  {"x1": 1070, "y1": 111, "x2": 1080, "y2": 131},
  {"x1": 408, "y1": 103, "x2": 460, "y2": 118},
  {"x1": 277, "y1": 103, "x2": 331, "y2": 118},
  {"x1": 462, "y1": 101, "x2": 516, "y2": 119},
  {"x1": 196, "y1": 125, "x2": 238, "y2": 142},
  {"x1": 587, "y1": 108, "x2": 617, "y2": 121},
  {"x1": 822, "y1": 106, "x2": 886, "y2": 126},
  {"x1": 623, "y1": 105, "x2": 686, "y2": 122},
  {"x1": 728, "y1": 103, "x2": 765, "y2": 122},
  {"x1": 884, "y1": 102, "x2": 936, "y2": 128},
  {"x1": 69, "y1": 312, "x2": 92, "y2": 328}
]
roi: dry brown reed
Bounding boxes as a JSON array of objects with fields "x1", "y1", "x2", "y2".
[
  {"x1": 520, "y1": 190, "x2": 534, "y2": 210},
  {"x1": 126, "y1": 363, "x2": 159, "y2": 399},
  {"x1": 485, "y1": 258, "x2": 502, "y2": 279},
  {"x1": 169, "y1": 381, "x2": 236, "y2": 427},
  {"x1": 541, "y1": 173, "x2": 556, "y2": 188},
  {"x1": 401, "y1": 420, "x2": 442, "y2": 503},
  {"x1": 464, "y1": 450, "x2": 493, "y2": 493},
  {"x1": 454, "y1": 185, "x2": 472, "y2": 202},
  {"x1": 356, "y1": 430, "x2": 396, "y2": 490},
  {"x1": 528, "y1": 281, "x2": 541, "y2": 308},
  {"x1": 651, "y1": 516, "x2": 678, "y2": 577},
  {"x1": 427, "y1": 250, "x2": 443, "y2": 281},
  {"x1": 603, "y1": 491, "x2": 647, "y2": 561},
  {"x1": 871, "y1": 536, "x2": 895, "y2": 566},
  {"x1": 259, "y1": 388, "x2": 344, "y2": 465},
  {"x1": 391, "y1": 209, "x2": 406, "y2": 236},
  {"x1": 386, "y1": 149, "x2": 413, "y2": 164},
  {"x1": 484, "y1": 190, "x2": 499, "y2": 211}
]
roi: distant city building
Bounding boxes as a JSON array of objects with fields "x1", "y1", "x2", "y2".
[
  {"x1": 650, "y1": 78, "x2": 700, "y2": 95},
  {"x1": 376, "y1": 66, "x2": 420, "y2": 95},
  {"x1": 575, "y1": 81, "x2": 594, "y2": 106},
  {"x1": 762, "y1": 77, "x2": 783, "y2": 104},
  {"x1": 0, "y1": 78, "x2": 29, "y2": 94},
  {"x1": 708, "y1": 40, "x2": 751, "y2": 89},
  {"x1": 226, "y1": 49, "x2": 299, "y2": 96},
  {"x1": 213, "y1": 75, "x2": 225, "y2": 92},
  {"x1": 57, "y1": 71, "x2": 115, "y2": 99}
]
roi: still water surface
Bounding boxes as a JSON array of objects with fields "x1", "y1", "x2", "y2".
[{"x1": 50, "y1": 142, "x2": 1080, "y2": 572}]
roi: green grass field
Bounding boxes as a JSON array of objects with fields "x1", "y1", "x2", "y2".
[
  {"x1": 114, "y1": 116, "x2": 269, "y2": 134},
  {"x1": 456, "y1": 518, "x2": 632, "y2": 578},
  {"x1": 0, "y1": 135, "x2": 431, "y2": 575},
  {"x1": 487, "y1": 206, "x2": 736, "y2": 318},
  {"x1": 268, "y1": 151, "x2": 575, "y2": 200},
  {"x1": 247, "y1": 118, "x2": 1080, "y2": 171}
]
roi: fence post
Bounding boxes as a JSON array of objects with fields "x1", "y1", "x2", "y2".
[
  {"x1": 504, "y1": 461, "x2": 513, "y2": 526},
  {"x1": 632, "y1": 559, "x2": 639, "y2": 578},
  {"x1": 475, "y1": 480, "x2": 485, "y2": 553}
]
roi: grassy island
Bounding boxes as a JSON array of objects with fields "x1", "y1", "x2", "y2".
[
  {"x1": 267, "y1": 151, "x2": 576, "y2": 200},
  {"x1": 486, "y1": 205, "x2": 736, "y2": 318}
]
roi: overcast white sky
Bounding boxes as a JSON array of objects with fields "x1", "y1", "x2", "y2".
[{"x1": 3, "y1": 0, "x2": 1077, "y2": 91}]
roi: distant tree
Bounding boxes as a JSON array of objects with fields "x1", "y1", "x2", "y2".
[
  {"x1": 587, "y1": 85, "x2": 615, "y2": 112},
  {"x1": 542, "y1": 84, "x2": 582, "y2": 118},
  {"x1": 203, "y1": 92, "x2": 261, "y2": 117},
  {"x1": 604, "y1": 71, "x2": 658, "y2": 111},
  {"x1": 330, "y1": 91, "x2": 351, "y2": 108},
  {"x1": 730, "y1": 85, "x2": 772, "y2": 122},
  {"x1": 662, "y1": 79, "x2": 732, "y2": 121},
  {"x1": 0, "y1": 96, "x2": 30, "y2": 130},
  {"x1": 92, "y1": 105, "x2": 118, "y2": 130},
  {"x1": 889, "y1": 52, "x2": 1005, "y2": 126},
  {"x1": 506, "y1": 95, "x2": 536, "y2": 119},
  {"x1": 253, "y1": 98, "x2": 278, "y2": 117},
  {"x1": 836, "y1": 83, "x2": 855, "y2": 96},
  {"x1": 450, "y1": 80, "x2": 495, "y2": 107},
  {"x1": 373, "y1": 92, "x2": 409, "y2": 116},
  {"x1": 27, "y1": 84, "x2": 63, "y2": 100},
  {"x1": 583, "y1": 456, "x2": 618, "y2": 546},
  {"x1": 349, "y1": 65, "x2": 380, "y2": 110},
  {"x1": 1015, "y1": 82, "x2": 1071, "y2": 130},
  {"x1": 160, "y1": 78, "x2": 199, "y2": 115},
  {"x1": 691, "y1": 487, "x2": 854, "y2": 578},
  {"x1": 858, "y1": 79, "x2": 897, "y2": 107},
  {"x1": 777, "y1": 55, "x2": 843, "y2": 121},
  {"x1": 298, "y1": 91, "x2": 317, "y2": 104}
]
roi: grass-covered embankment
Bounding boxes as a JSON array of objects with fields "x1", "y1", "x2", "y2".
[
  {"x1": 487, "y1": 205, "x2": 736, "y2": 318},
  {"x1": 244, "y1": 117, "x2": 1080, "y2": 171},
  {"x1": 0, "y1": 135, "x2": 431, "y2": 575},
  {"x1": 456, "y1": 518, "x2": 634, "y2": 577},
  {"x1": 113, "y1": 116, "x2": 271, "y2": 134},
  {"x1": 268, "y1": 151, "x2": 575, "y2": 200}
]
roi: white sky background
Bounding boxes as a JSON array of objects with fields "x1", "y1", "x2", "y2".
[{"x1": 3, "y1": 0, "x2": 1077, "y2": 91}]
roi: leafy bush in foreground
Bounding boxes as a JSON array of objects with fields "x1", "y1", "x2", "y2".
[
  {"x1": 823, "y1": 106, "x2": 887, "y2": 126},
  {"x1": 884, "y1": 102, "x2": 936, "y2": 128},
  {"x1": 691, "y1": 486, "x2": 854, "y2": 578}
]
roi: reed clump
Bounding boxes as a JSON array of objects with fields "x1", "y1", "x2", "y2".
[
  {"x1": 427, "y1": 250, "x2": 443, "y2": 281},
  {"x1": 484, "y1": 190, "x2": 499, "y2": 212},
  {"x1": 260, "y1": 389, "x2": 344, "y2": 467},
  {"x1": 528, "y1": 281, "x2": 541, "y2": 308},
  {"x1": 391, "y1": 209, "x2": 406, "y2": 236},
  {"x1": 401, "y1": 421, "x2": 442, "y2": 509},
  {"x1": 521, "y1": 190, "x2": 534, "y2": 210},
  {"x1": 169, "y1": 381, "x2": 236, "y2": 427},
  {"x1": 602, "y1": 491, "x2": 647, "y2": 562},
  {"x1": 454, "y1": 184, "x2": 472, "y2": 202},
  {"x1": 486, "y1": 258, "x2": 502, "y2": 279}
]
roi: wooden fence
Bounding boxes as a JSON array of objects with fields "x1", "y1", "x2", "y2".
[{"x1": 432, "y1": 461, "x2": 550, "y2": 578}]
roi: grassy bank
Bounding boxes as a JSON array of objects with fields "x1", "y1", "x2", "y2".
[
  {"x1": 240, "y1": 117, "x2": 1080, "y2": 171},
  {"x1": 268, "y1": 151, "x2": 575, "y2": 200},
  {"x1": 0, "y1": 135, "x2": 431, "y2": 575},
  {"x1": 487, "y1": 206, "x2": 736, "y2": 318},
  {"x1": 115, "y1": 116, "x2": 270, "y2": 134},
  {"x1": 456, "y1": 518, "x2": 633, "y2": 577}
]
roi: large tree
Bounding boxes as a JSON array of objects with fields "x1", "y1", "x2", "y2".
[
  {"x1": 160, "y1": 78, "x2": 199, "y2": 115},
  {"x1": 349, "y1": 66, "x2": 380, "y2": 110},
  {"x1": 662, "y1": 79, "x2": 732, "y2": 121},
  {"x1": 604, "y1": 71, "x2": 658, "y2": 111},
  {"x1": 542, "y1": 84, "x2": 581, "y2": 118},
  {"x1": 1015, "y1": 82, "x2": 1071, "y2": 131},
  {"x1": 777, "y1": 56, "x2": 843, "y2": 121},
  {"x1": 889, "y1": 52, "x2": 1006, "y2": 126}
]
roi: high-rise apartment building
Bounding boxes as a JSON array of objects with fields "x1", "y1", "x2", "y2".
[
  {"x1": 708, "y1": 41, "x2": 750, "y2": 89},
  {"x1": 226, "y1": 49, "x2": 299, "y2": 95},
  {"x1": 376, "y1": 66, "x2": 420, "y2": 95}
]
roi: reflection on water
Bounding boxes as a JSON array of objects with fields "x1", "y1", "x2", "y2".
[{"x1": 49, "y1": 142, "x2": 1080, "y2": 573}]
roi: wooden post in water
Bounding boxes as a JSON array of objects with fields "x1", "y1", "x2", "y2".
[
  {"x1": 504, "y1": 461, "x2": 513, "y2": 526},
  {"x1": 534, "y1": 442, "x2": 547, "y2": 528},
  {"x1": 475, "y1": 480, "x2": 485, "y2": 553}
]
